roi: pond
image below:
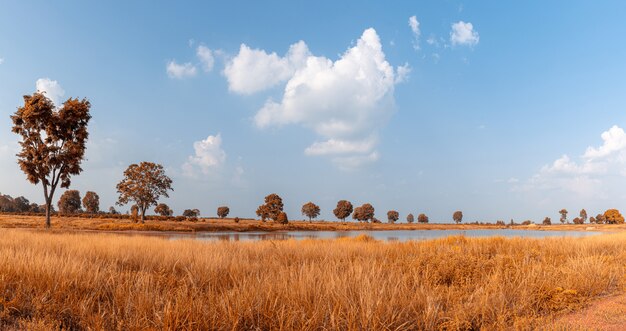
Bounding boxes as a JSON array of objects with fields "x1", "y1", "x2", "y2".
[{"x1": 163, "y1": 229, "x2": 602, "y2": 242}]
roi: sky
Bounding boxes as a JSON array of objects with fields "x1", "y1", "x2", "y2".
[{"x1": 2, "y1": 1, "x2": 626, "y2": 222}]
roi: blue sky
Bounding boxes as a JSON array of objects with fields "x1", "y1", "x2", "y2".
[{"x1": 2, "y1": 1, "x2": 626, "y2": 222}]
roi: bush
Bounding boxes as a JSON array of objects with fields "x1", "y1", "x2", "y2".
[
  {"x1": 276, "y1": 211, "x2": 288, "y2": 224},
  {"x1": 521, "y1": 220, "x2": 532, "y2": 225},
  {"x1": 572, "y1": 217, "x2": 584, "y2": 224},
  {"x1": 604, "y1": 209, "x2": 624, "y2": 224},
  {"x1": 542, "y1": 217, "x2": 551, "y2": 225}
]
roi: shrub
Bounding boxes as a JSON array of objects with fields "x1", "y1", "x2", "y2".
[
  {"x1": 406, "y1": 213, "x2": 415, "y2": 224},
  {"x1": 417, "y1": 213, "x2": 429, "y2": 223},
  {"x1": 276, "y1": 211, "x2": 288, "y2": 224},
  {"x1": 521, "y1": 220, "x2": 532, "y2": 225},
  {"x1": 595, "y1": 214, "x2": 605, "y2": 224},
  {"x1": 542, "y1": 217, "x2": 551, "y2": 225},
  {"x1": 572, "y1": 217, "x2": 584, "y2": 224},
  {"x1": 234, "y1": 217, "x2": 240, "y2": 223},
  {"x1": 154, "y1": 203, "x2": 173, "y2": 217}
]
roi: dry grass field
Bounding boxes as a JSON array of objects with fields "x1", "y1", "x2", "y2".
[
  {"x1": 0, "y1": 228, "x2": 624, "y2": 330},
  {"x1": 1, "y1": 214, "x2": 625, "y2": 233}
]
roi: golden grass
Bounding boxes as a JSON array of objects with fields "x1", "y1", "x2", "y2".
[
  {"x1": 0, "y1": 229, "x2": 625, "y2": 330},
  {"x1": 2, "y1": 214, "x2": 625, "y2": 233}
]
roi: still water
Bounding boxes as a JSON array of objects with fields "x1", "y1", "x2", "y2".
[{"x1": 164, "y1": 229, "x2": 601, "y2": 242}]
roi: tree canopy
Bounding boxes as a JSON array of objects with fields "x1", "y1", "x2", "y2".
[
  {"x1": 11, "y1": 92, "x2": 91, "y2": 227},
  {"x1": 116, "y1": 162, "x2": 173, "y2": 223}
]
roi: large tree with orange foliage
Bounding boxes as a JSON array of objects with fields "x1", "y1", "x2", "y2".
[
  {"x1": 603, "y1": 209, "x2": 624, "y2": 224},
  {"x1": 11, "y1": 92, "x2": 91, "y2": 228}
]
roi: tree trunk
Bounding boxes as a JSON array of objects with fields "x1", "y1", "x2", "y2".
[
  {"x1": 45, "y1": 199, "x2": 51, "y2": 229},
  {"x1": 140, "y1": 207, "x2": 146, "y2": 224}
]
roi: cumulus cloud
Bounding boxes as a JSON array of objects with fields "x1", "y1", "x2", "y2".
[
  {"x1": 241, "y1": 28, "x2": 404, "y2": 169},
  {"x1": 36, "y1": 78, "x2": 65, "y2": 107},
  {"x1": 583, "y1": 125, "x2": 626, "y2": 159},
  {"x1": 516, "y1": 125, "x2": 626, "y2": 197},
  {"x1": 196, "y1": 45, "x2": 215, "y2": 72},
  {"x1": 166, "y1": 60, "x2": 197, "y2": 79},
  {"x1": 450, "y1": 21, "x2": 479, "y2": 46},
  {"x1": 183, "y1": 134, "x2": 226, "y2": 176},
  {"x1": 223, "y1": 41, "x2": 310, "y2": 94},
  {"x1": 408, "y1": 16, "x2": 420, "y2": 50}
]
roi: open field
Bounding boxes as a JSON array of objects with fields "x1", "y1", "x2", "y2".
[
  {"x1": 1, "y1": 214, "x2": 625, "y2": 233},
  {"x1": 0, "y1": 229, "x2": 625, "y2": 330}
]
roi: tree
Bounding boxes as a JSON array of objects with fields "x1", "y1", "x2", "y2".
[
  {"x1": 57, "y1": 190, "x2": 82, "y2": 214},
  {"x1": 183, "y1": 209, "x2": 200, "y2": 218},
  {"x1": 116, "y1": 162, "x2": 173, "y2": 223},
  {"x1": 406, "y1": 213, "x2": 415, "y2": 224},
  {"x1": 154, "y1": 203, "x2": 173, "y2": 216},
  {"x1": 108, "y1": 206, "x2": 119, "y2": 215},
  {"x1": 453, "y1": 211, "x2": 463, "y2": 224},
  {"x1": 418, "y1": 213, "x2": 429, "y2": 223},
  {"x1": 301, "y1": 202, "x2": 320, "y2": 222},
  {"x1": 333, "y1": 200, "x2": 353, "y2": 221},
  {"x1": 82, "y1": 191, "x2": 100, "y2": 214},
  {"x1": 589, "y1": 216, "x2": 596, "y2": 224},
  {"x1": 11, "y1": 92, "x2": 91, "y2": 228},
  {"x1": 559, "y1": 209, "x2": 568, "y2": 224},
  {"x1": 542, "y1": 217, "x2": 552, "y2": 225},
  {"x1": 572, "y1": 217, "x2": 584, "y2": 224},
  {"x1": 276, "y1": 211, "x2": 289, "y2": 224},
  {"x1": 217, "y1": 206, "x2": 230, "y2": 219},
  {"x1": 604, "y1": 209, "x2": 625, "y2": 224},
  {"x1": 352, "y1": 203, "x2": 375, "y2": 222},
  {"x1": 387, "y1": 210, "x2": 399, "y2": 223},
  {"x1": 579, "y1": 209, "x2": 588, "y2": 223},
  {"x1": 256, "y1": 193, "x2": 284, "y2": 222},
  {"x1": 595, "y1": 214, "x2": 605, "y2": 224}
]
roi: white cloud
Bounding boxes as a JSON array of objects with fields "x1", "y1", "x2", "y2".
[
  {"x1": 450, "y1": 21, "x2": 479, "y2": 46},
  {"x1": 305, "y1": 136, "x2": 378, "y2": 156},
  {"x1": 583, "y1": 125, "x2": 626, "y2": 159},
  {"x1": 249, "y1": 29, "x2": 404, "y2": 169},
  {"x1": 332, "y1": 152, "x2": 380, "y2": 171},
  {"x1": 408, "y1": 16, "x2": 420, "y2": 50},
  {"x1": 223, "y1": 41, "x2": 310, "y2": 94},
  {"x1": 0, "y1": 58, "x2": 4, "y2": 65},
  {"x1": 183, "y1": 134, "x2": 226, "y2": 175},
  {"x1": 196, "y1": 45, "x2": 214, "y2": 72},
  {"x1": 166, "y1": 60, "x2": 197, "y2": 79},
  {"x1": 515, "y1": 125, "x2": 626, "y2": 198},
  {"x1": 36, "y1": 78, "x2": 65, "y2": 107}
]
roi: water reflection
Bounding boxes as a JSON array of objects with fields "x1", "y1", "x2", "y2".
[{"x1": 165, "y1": 229, "x2": 602, "y2": 242}]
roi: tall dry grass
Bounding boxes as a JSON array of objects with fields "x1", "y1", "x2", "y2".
[{"x1": 0, "y1": 229, "x2": 624, "y2": 330}]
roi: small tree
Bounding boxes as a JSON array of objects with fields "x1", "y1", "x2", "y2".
[
  {"x1": 559, "y1": 209, "x2": 568, "y2": 224},
  {"x1": 604, "y1": 209, "x2": 625, "y2": 224},
  {"x1": 333, "y1": 200, "x2": 353, "y2": 222},
  {"x1": 572, "y1": 217, "x2": 584, "y2": 224},
  {"x1": 276, "y1": 211, "x2": 289, "y2": 224},
  {"x1": 453, "y1": 211, "x2": 463, "y2": 224},
  {"x1": 108, "y1": 206, "x2": 119, "y2": 215},
  {"x1": 57, "y1": 190, "x2": 82, "y2": 215},
  {"x1": 589, "y1": 216, "x2": 596, "y2": 224},
  {"x1": 82, "y1": 191, "x2": 100, "y2": 214},
  {"x1": 11, "y1": 92, "x2": 91, "y2": 228},
  {"x1": 116, "y1": 162, "x2": 173, "y2": 223},
  {"x1": 256, "y1": 193, "x2": 284, "y2": 222},
  {"x1": 579, "y1": 209, "x2": 588, "y2": 223},
  {"x1": 417, "y1": 213, "x2": 429, "y2": 223},
  {"x1": 183, "y1": 209, "x2": 200, "y2": 218},
  {"x1": 387, "y1": 210, "x2": 399, "y2": 223},
  {"x1": 217, "y1": 206, "x2": 230, "y2": 219},
  {"x1": 542, "y1": 217, "x2": 551, "y2": 225},
  {"x1": 301, "y1": 202, "x2": 320, "y2": 222},
  {"x1": 352, "y1": 203, "x2": 375, "y2": 222},
  {"x1": 154, "y1": 203, "x2": 173, "y2": 216},
  {"x1": 595, "y1": 214, "x2": 605, "y2": 224},
  {"x1": 406, "y1": 213, "x2": 415, "y2": 224}
]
